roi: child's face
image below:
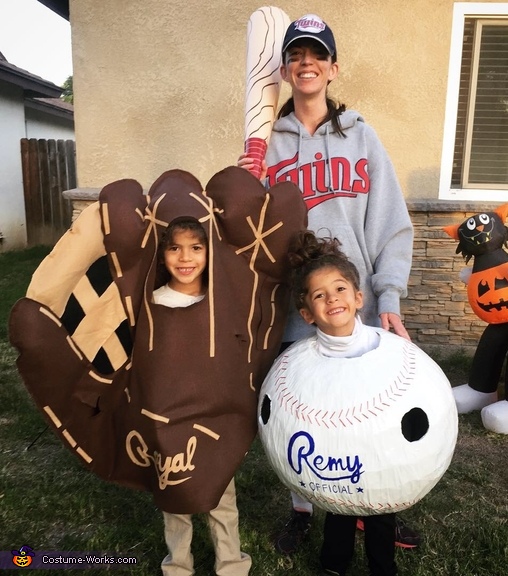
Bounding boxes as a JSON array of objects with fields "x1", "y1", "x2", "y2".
[
  {"x1": 163, "y1": 228, "x2": 207, "y2": 295},
  {"x1": 299, "y1": 266, "x2": 363, "y2": 337}
]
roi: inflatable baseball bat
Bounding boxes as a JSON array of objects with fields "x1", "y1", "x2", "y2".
[{"x1": 244, "y1": 6, "x2": 290, "y2": 179}]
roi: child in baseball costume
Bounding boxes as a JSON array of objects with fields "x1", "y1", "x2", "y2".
[
  {"x1": 9, "y1": 166, "x2": 307, "y2": 574},
  {"x1": 287, "y1": 230, "x2": 397, "y2": 576},
  {"x1": 155, "y1": 218, "x2": 251, "y2": 576},
  {"x1": 239, "y1": 13, "x2": 417, "y2": 554}
]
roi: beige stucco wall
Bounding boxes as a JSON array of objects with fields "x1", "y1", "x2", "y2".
[{"x1": 68, "y1": 0, "x2": 497, "y2": 195}]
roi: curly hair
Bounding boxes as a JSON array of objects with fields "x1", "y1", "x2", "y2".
[
  {"x1": 288, "y1": 230, "x2": 360, "y2": 310},
  {"x1": 154, "y1": 218, "x2": 208, "y2": 289}
]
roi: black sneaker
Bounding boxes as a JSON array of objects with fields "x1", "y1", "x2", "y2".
[
  {"x1": 274, "y1": 510, "x2": 312, "y2": 555},
  {"x1": 394, "y1": 516, "x2": 421, "y2": 549}
]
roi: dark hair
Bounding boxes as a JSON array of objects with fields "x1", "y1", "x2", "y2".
[
  {"x1": 279, "y1": 43, "x2": 346, "y2": 136},
  {"x1": 288, "y1": 230, "x2": 360, "y2": 309},
  {"x1": 278, "y1": 97, "x2": 346, "y2": 136},
  {"x1": 154, "y1": 218, "x2": 208, "y2": 289}
]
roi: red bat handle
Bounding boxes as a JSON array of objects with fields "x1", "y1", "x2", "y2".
[{"x1": 244, "y1": 137, "x2": 267, "y2": 180}]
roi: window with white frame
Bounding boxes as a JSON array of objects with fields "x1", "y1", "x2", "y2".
[{"x1": 440, "y1": 3, "x2": 508, "y2": 200}]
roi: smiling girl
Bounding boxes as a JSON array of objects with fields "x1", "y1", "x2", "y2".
[
  {"x1": 287, "y1": 230, "x2": 396, "y2": 576},
  {"x1": 289, "y1": 230, "x2": 377, "y2": 351}
]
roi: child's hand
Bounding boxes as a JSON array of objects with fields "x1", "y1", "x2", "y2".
[
  {"x1": 237, "y1": 153, "x2": 267, "y2": 180},
  {"x1": 459, "y1": 267, "x2": 472, "y2": 285}
]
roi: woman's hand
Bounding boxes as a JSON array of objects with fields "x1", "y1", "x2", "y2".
[
  {"x1": 237, "y1": 153, "x2": 267, "y2": 180},
  {"x1": 380, "y1": 312, "x2": 411, "y2": 341}
]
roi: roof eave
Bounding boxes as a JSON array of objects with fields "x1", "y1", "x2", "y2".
[
  {"x1": 36, "y1": 0, "x2": 69, "y2": 21},
  {"x1": 0, "y1": 67, "x2": 62, "y2": 98},
  {"x1": 25, "y1": 98, "x2": 74, "y2": 121}
]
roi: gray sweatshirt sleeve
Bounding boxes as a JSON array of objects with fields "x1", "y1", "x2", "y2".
[{"x1": 363, "y1": 125, "x2": 413, "y2": 317}]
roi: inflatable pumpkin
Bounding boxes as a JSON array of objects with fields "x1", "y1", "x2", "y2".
[
  {"x1": 258, "y1": 331, "x2": 457, "y2": 515},
  {"x1": 443, "y1": 204, "x2": 508, "y2": 434},
  {"x1": 472, "y1": 263, "x2": 508, "y2": 323}
]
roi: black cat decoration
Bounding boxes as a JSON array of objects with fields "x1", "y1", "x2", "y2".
[
  {"x1": 444, "y1": 204, "x2": 508, "y2": 324},
  {"x1": 444, "y1": 204, "x2": 508, "y2": 434}
]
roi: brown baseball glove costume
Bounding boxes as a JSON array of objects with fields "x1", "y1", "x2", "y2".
[{"x1": 9, "y1": 166, "x2": 307, "y2": 513}]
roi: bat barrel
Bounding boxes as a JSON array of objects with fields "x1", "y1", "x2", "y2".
[{"x1": 244, "y1": 6, "x2": 290, "y2": 180}]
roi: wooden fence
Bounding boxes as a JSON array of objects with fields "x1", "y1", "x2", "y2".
[{"x1": 20, "y1": 138, "x2": 77, "y2": 246}]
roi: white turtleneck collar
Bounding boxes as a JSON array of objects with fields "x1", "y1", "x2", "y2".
[{"x1": 316, "y1": 317, "x2": 380, "y2": 358}]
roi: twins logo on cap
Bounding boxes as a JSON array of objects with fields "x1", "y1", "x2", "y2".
[
  {"x1": 293, "y1": 14, "x2": 326, "y2": 33},
  {"x1": 282, "y1": 14, "x2": 336, "y2": 57}
]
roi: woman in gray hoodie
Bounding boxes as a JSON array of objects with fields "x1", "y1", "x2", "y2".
[
  {"x1": 239, "y1": 12, "x2": 417, "y2": 564},
  {"x1": 240, "y1": 13, "x2": 413, "y2": 342}
]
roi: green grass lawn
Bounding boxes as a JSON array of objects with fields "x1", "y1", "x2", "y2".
[{"x1": 1, "y1": 247, "x2": 507, "y2": 575}]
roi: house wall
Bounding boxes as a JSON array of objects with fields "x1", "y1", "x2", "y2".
[
  {"x1": 69, "y1": 0, "x2": 500, "y2": 194},
  {"x1": 66, "y1": 0, "x2": 505, "y2": 352},
  {"x1": 0, "y1": 82, "x2": 29, "y2": 250},
  {"x1": 25, "y1": 109, "x2": 75, "y2": 140}
]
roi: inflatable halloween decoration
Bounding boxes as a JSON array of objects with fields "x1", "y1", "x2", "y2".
[
  {"x1": 244, "y1": 6, "x2": 290, "y2": 178},
  {"x1": 9, "y1": 167, "x2": 307, "y2": 513},
  {"x1": 258, "y1": 331, "x2": 458, "y2": 515},
  {"x1": 444, "y1": 204, "x2": 508, "y2": 434}
]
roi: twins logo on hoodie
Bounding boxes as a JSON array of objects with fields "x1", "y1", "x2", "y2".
[{"x1": 266, "y1": 152, "x2": 370, "y2": 209}]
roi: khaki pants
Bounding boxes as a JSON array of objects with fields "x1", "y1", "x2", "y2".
[{"x1": 161, "y1": 478, "x2": 251, "y2": 576}]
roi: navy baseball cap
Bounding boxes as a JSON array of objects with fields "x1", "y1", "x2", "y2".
[{"x1": 282, "y1": 14, "x2": 336, "y2": 57}]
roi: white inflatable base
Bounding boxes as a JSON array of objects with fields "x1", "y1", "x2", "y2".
[
  {"x1": 481, "y1": 400, "x2": 508, "y2": 434},
  {"x1": 452, "y1": 384, "x2": 498, "y2": 414}
]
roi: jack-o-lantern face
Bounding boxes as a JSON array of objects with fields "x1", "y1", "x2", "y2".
[
  {"x1": 469, "y1": 263, "x2": 508, "y2": 324},
  {"x1": 11, "y1": 546, "x2": 34, "y2": 568},
  {"x1": 12, "y1": 554, "x2": 32, "y2": 567}
]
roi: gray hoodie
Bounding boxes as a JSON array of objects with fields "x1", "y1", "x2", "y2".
[{"x1": 265, "y1": 109, "x2": 413, "y2": 341}]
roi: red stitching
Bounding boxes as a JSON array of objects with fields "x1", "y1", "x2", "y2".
[
  {"x1": 302, "y1": 493, "x2": 417, "y2": 511},
  {"x1": 270, "y1": 343, "x2": 417, "y2": 429}
]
